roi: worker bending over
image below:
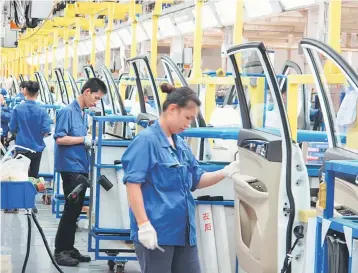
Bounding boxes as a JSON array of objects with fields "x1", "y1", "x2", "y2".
[
  {"x1": 9, "y1": 81, "x2": 51, "y2": 178},
  {"x1": 122, "y1": 83, "x2": 239, "y2": 273},
  {"x1": 53, "y1": 78, "x2": 107, "y2": 267}
]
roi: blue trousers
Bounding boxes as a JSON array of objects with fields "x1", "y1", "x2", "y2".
[{"x1": 134, "y1": 242, "x2": 201, "y2": 273}]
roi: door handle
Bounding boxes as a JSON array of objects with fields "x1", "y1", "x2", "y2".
[{"x1": 240, "y1": 139, "x2": 268, "y2": 159}]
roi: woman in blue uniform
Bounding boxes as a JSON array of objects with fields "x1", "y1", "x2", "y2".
[{"x1": 122, "y1": 83, "x2": 239, "y2": 273}]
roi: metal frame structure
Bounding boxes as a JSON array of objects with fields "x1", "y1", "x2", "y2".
[
  {"x1": 315, "y1": 160, "x2": 358, "y2": 273},
  {"x1": 88, "y1": 115, "x2": 136, "y2": 268}
]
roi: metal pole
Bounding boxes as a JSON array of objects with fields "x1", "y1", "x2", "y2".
[
  {"x1": 192, "y1": 0, "x2": 204, "y2": 79},
  {"x1": 73, "y1": 19, "x2": 81, "y2": 80}
]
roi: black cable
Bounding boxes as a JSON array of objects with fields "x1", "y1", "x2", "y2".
[
  {"x1": 280, "y1": 238, "x2": 299, "y2": 273},
  {"x1": 280, "y1": 225, "x2": 304, "y2": 273},
  {"x1": 31, "y1": 211, "x2": 65, "y2": 273},
  {"x1": 21, "y1": 212, "x2": 32, "y2": 273}
]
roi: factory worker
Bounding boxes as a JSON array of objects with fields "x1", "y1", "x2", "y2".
[
  {"x1": 337, "y1": 85, "x2": 358, "y2": 133},
  {"x1": 9, "y1": 81, "x2": 51, "y2": 178},
  {"x1": 16, "y1": 81, "x2": 27, "y2": 102},
  {"x1": 1, "y1": 88, "x2": 7, "y2": 97},
  {"x1": 122, "y1": 83, "x2": 240, "y2": 273},
  {"x1": 130, "y1": 88, "x2": 157, "y2": 117},
  {"x1": 0, "y1": 94, "x2": 12, "y2": 146},
  {"x1": 50, "y1": 85, "x2": 56, "y2": 103},
  {"x1": 53, "y1": 78, "x2": 107, "y2": 267},
  {"x1": 1, "y1": 88, "x2": 11, "y2": 108}
]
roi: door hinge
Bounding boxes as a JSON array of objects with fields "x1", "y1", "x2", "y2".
[{"x1": 283, "y1": 203, "x2": 291, "y2": 216}]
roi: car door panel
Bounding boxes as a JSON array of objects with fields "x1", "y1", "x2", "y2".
[
  {"x1": 34, "y1": 73, "x2": 46, "y2": 103},
  {"x1": 226, "y1": 42, "x2": 310, "y2": 273},
  {"x1": 54, "y1": 68, "x2": 70, "y2": 105},
  {"x1": 300, "y1": 38, "x2": 358, "y2": 216},
  {"x1": 237, "y1": 129, "x2": 282, "y2": 162}
]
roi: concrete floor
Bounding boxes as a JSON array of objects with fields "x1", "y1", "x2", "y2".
[{"x1": 0, "y1": 201, "x2": 141, "y2": 273}]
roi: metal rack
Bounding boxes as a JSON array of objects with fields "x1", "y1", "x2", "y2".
[
  {"x1": 314, "y1": 160, "x2": 358, "y2": 273},
  {"x1": 87, "y1": 115, "x2": 137, "y2": 272}
]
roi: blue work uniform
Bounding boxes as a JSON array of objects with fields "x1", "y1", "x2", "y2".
[
  {"x1": 16, "y1": 92, "x2": 25, "y2": 102},
  {"x1": 1, "y1": 104, "x2": 12, "y2": 137},
  {"x1": 1, "y1": 88, "x2": 7, "y2": 96},
  {"x1": 1, "y1": 89, "x2": 11, "y2": 108},
  {"x1": 54, "y1": 100, "x2": 89, "y2": 173},
  {"x1": 122, "y1": 121, "x2": 205, "y2": 246},
  {"x1": 9, "y1": 100, "x2": 51, "y2": 152}
]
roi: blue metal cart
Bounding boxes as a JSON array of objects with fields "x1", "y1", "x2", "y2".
[
  {"x1": 314, "y1": 160, "x2": 358, "y2": 273},
  {"x1": 88, "y1": 115, "x2": 138, "y2": 272}
]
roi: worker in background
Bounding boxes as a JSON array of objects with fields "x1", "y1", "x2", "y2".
[
  {"x1": 122, "y1": 83, "x2": 239, "y2": 273},
  {"x1": 16, "y1": 81, "x2": 27, "y2": 102},
  {"x1": 50, "y1": 85, "x2": 56, "y2": 102},
  {"x1": 53, "y1": 78, "x2": 107, "y2": 267},
  {"x1": 9, "y1": 81, "x2": 51, "y2": 179},
  {"x1": 129, "y1": 88, "x2": 157, "y2": 117},
  {"x1": 1, "y1": 88, "x2": 8, "y2": 99},
  {"x1": 0, "y1": 93, "x2": 12, "y2": 146}
]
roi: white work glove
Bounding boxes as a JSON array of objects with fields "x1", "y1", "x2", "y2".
[
  {"x1": 222, "y1": 161, "x2": 241, "y2": 178},
  {"x1": 138, "y1": 221, "x2": 159, "y2": 250},
  {"x1": 84, "y1": 135, "x2": 93, "y2": 150}
]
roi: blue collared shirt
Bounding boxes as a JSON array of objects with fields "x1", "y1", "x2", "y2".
[
  {"x1": 16, "y1": 92, "x2": 25, "y2": 102},
  {"x1": 1, "y1": 104, "x2": 12, "y2": 136},
  {"x1": 54, "y1": 100, "x2": 89, "y2": 173},
  {"x1": 9, "y1": 100, "x2": 51, "y2": 152},
  {"x1": 122, "y1": 121, "x2": 205, "y2": 246}
]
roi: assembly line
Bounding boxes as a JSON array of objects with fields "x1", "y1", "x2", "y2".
[{"x1": 1, "y1": 1, "x2": 358, "y2": 273}]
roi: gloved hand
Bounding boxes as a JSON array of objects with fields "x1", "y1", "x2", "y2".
[
  {"x1": 84, "y1": 135, "x2": 93, "y2": 150},
  {"x1": 138, "y1": 221, "x2": 158, "y2": 250},
  {"x1": 222, "y1": 160, "x2": 240, "y2": 178}
]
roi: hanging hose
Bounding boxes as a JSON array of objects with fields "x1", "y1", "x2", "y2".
[
  {"x1": 31, "y1": 211, "x2": 65, "y2": 273},
  {"x1": 21, "y1": 212, "x2": 32, "y2": 273}
]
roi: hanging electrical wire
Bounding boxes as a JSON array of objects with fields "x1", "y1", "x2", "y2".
[
  {"x1": 13, "y1": 0, "x2": 27, "y2": 27},
  {"x1": 18, "y1": 4, "x2": 57, "y2": 40},
  {"x1": 14, "y1": 0, "x2": 60, "y2": 39}
]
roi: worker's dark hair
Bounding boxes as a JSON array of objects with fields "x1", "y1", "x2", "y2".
[
  {"x1": 81, "y1": 78, "x2": 108, "y2": 94},
  {"x1": 161, "y1": 83, "x2": 201, "y2": 111},
  {"x1": 20, "y1": 81, "x2": 28, "y2": 89},
  {"x1": 25, "y1": 81, "x2": 39, "y2": 96}
]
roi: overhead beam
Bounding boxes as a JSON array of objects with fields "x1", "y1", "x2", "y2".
[
  {"x1": 73, "y1": 2, "x2": 142, "y2": 17},
  {"x1": 243, "y1": 30, "x2": 304, "y2": 37},
  {"x1": 258, "y1": 16, "x2": 307, "y2": 24},
  {"x1": 279, "y1": 10, "x2": 306, "y2": 18},
  {"x1": 244, "y1": 31, "x2": 304, "y2": 41},
  {"x1": 244, "y1": 24, "x2": 297, "y2": 32},
  {"x1": 341, "y1": 27, "x2": 358, "y2": 33},
  {"x1": 342, "y1": 3, "x2": 358, "y2": 8},
  {"x1": 158, "y1": 41, "x2": 220, "y2": 49}
]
